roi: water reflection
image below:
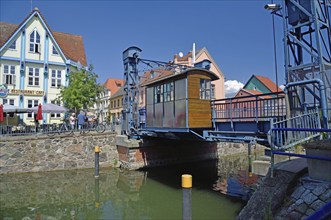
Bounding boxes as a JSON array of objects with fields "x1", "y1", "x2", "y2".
[{"x1": 0, "y1": 154, "x2": 259, "y2": 220}]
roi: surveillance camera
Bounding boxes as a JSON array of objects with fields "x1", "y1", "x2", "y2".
[{"x1": 264, "y1": 3, "x2": 281, "y2": 10}]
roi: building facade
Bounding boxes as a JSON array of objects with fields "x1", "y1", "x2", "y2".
[
  {"x1": 92, "y1": 78, "x2": 123, "y2": 122},
  {"x1": 0, "y1": 8, "x2": 87, "y2": 125}
]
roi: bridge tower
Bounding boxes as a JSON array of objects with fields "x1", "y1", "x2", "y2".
[
  {"x1": 277, "y1": 0, "x2": 331, "y2": 127},
  {"x1": 122, "y1": 46, "x2": 142, "y2": 135}
]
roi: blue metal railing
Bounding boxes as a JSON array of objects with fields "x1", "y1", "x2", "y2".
[{"x1": 212, "y1": 91, "x2": 286, "y2": 122}]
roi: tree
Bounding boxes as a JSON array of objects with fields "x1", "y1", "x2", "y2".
[{"x1": 58, "y1": 65, "x2": 102, "y2": 112}]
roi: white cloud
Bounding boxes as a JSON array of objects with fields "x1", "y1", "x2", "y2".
[{"x1": 225, "y1": 80, "x2": 244, "y2": 98}]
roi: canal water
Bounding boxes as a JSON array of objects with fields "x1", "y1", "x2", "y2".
[{"x1": 0, "y1": 154, "x2": 261, "y2": 220}]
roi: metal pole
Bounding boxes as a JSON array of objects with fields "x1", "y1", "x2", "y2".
[
  {"x1": 95, "y1": 146, "x2": 100, "y2": 178},
  {"x1": 182, "y1": 174, "x2": 192, "y2": 220},
  {"x1": 248, "y1": 143, "x2": 252, "y2": 177},
  {"x1": 94, "y1": 177, "x2": 100, "y2": 208}
]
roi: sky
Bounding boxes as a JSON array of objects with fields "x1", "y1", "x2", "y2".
[{"x1": 0, "y1": 0, "x2": 286, "y2": 95}]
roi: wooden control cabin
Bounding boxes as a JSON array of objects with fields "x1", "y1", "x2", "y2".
[{"x1": 141, "y1": 66, "x2": 219, "y2": 138}]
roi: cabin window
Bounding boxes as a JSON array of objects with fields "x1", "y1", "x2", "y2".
[
  {"x1": 28, "y1": 67, "x2": 40, "y2": 86},
  {"x1": 154, "y1": 85, "x2": 163, "y2": 103},
  {"x1": 29, "y1": 29, "x2": 41, "y2": 53},
  {"x1": 51, "y1": 70, "x2": 62, "y2": 88},
  {"x1": 211, "y1": 84, "x2": 215, "y2": 99},
  {"x1": 3, "y1": 65, "x2": 16, "y2": 85},
  {"x1": 27, "y1": 99, "x2": 39, "y2": 118},
  {"x1": 9, "y1": 40, "x2": 16, "y2": 50},
  {"x1": 164, "y1": 82, "x2": 174, "y2": 102},
  {"x1": 200, "y1": 79, "x2": 211, "y2": 100}
]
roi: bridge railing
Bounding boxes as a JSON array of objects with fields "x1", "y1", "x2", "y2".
[
  {"x1": 268, "y1": 108, "x2": 322, "y2": 150},
  {"x1": 212, "y1": 92, "x2": 286, "y2": 122}
]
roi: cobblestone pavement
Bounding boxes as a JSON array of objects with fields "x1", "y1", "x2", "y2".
[{"x1": 275, "y1": 176, "x2": 331, "y2": 219}]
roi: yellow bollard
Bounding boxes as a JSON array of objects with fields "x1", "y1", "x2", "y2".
[
  {"x1": 182, "y1": 174, "x2": 192, "y2": 220},
  {"x1": 182, "y1": 174, "x2": 192, "y2": 188},
  {"x1": 95, "y1": 146, "x2": 100, "y2": 178}
]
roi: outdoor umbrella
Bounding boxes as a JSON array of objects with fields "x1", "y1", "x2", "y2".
[
  {"x1": 3, "y1": 104, "x2": 31, "y2": 113},
  {"x1": 36, "y1": 104, "x2": 43, "y2": 120},
  {"x1": 29, "y1": 103, "x2": 68, "y2": 113},
  {"x1": 0, "y1": 104, "x2": 3, "y2": 122}
]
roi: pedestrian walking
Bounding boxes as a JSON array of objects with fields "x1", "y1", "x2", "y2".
[
  {"x1": 70, "y1": 113, "x2": 76, "y2": 130},
  {"x1": 77, "y1": 111, "x2": 85, "y2": 130}
]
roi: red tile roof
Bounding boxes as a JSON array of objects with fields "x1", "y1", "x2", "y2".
[
  {"x1": 255, "y1": 75, "x2": 283, "y2": 93},
  {"x1": 0, "y1": 10, "x2": 87, "y2": 66},
  {"x1": 103, "y1": 78, "x2": 124, "y2": 95},
  {"x1": 140, "y1": 69, "x2": 174, "y2": 86}
]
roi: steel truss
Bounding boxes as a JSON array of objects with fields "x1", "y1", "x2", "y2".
[{"x1": 280, "y1": 0, "x2": 331, "y2": 127}]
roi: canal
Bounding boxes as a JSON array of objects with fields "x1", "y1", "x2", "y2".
[{"x1": 0, "y1": 154, "x2": 261, "y2": 220}]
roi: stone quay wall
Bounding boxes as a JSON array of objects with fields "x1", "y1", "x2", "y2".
[
  {"x1": 0, "y1": 131, "x2": 119, "y2": 174},
  {"x1": 1, "y1": 132, "x2": 265, "y2": 174}
]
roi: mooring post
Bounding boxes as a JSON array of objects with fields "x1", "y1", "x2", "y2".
[
  {"x1": 94, "y1": 177, "x2": 100, "y2": 208},
  {"x1": 182, "y1": 174, "x2": 192, "y2": 220},
  {"x1": 248, "y1": 143, "x2": 252, "y2": 177},
  {"x1": 95, "y1": 146, "x2": 100, "y2": 178}
]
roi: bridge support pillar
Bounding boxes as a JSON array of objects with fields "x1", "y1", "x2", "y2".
[{"x1": 115, "y1": 135, "x2": 218, "y2": 170}]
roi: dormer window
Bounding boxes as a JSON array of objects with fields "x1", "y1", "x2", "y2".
[
  {"x1": 9, "y1": 40, "x2": 16, "y2": 50},
  {"x1": 29, "y1": 29, "x2": 41, "y2": 53},
  {"x1": 52, "y1": 45, "x2": 59, "y2": 55}
]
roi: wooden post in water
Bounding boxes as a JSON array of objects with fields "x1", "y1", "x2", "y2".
[{"x1": 182, "y1": 174, "x2": 192, "y2": 220}]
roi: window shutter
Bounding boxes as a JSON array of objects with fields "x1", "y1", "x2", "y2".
[
  {"x1": 2, "y1": 74, "x2": 6, "y2": 84},
  {"x1": 13, "y1": 75, "x2": 16, "y2": 85}
]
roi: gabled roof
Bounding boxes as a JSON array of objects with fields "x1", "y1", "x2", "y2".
[
  {"x1": 195, "y1": 47, "x2": 225, "y2": 78},
  {"x1": 255, "y1": 75, "x2": 282, "y2": 93},
  {"x1": 103, "y1": 78, "x2": 124, "y2": 94},
  {"x1": 140, "y1": 69, "x2": 174, "y2": 86},
  {"x1": 243, "y1": 75, "x2": 282, "y2": 93},
  {"x1": 141, "y1": 68, "x2": 219, "y2": 87},
  {"x1": 233, "y1": 88, "x2": 273, "y2": 99},
  {"x1": 0, "y1": 9, "x2": 87, "y2": 66},
  {"x1": 110, "y1": 86, "x2": 125, "y2": 99}
]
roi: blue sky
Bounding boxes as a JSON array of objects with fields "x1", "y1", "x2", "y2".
[{"x1": 1, "y1": 0, "x2": 285, "y2": 90}]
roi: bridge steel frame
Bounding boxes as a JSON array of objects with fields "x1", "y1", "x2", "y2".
[{"x1": 279, "y1": 0, "x2": 331, "y2": 126}]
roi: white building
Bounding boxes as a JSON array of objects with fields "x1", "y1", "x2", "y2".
[{"x1": 0, "y1": 8, "x2": 87, "y2": 125}]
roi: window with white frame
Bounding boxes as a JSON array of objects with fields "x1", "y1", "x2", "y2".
[
  {"x1": 2, "y1": 65, "x2": 16, "y2": 85},
  {"x1": 9, "y1": 40, "x2": 16, "y2": 50},
  {"x1": 3, "y1": 98, "x2": 15, "y2": 105},
  {"x1": 52, "y1": 46, "x2": 59, "y2": 55},
  {"x1": 27, "y1": 100, "x2": 39, "y2": 118},
  {"x1": 50, "y1": 100, "x2": 61, "y2": 118},
  {"x1": 200, "y1": 79, "x2": 211, "y2": 100},
  {"x1": 51, "y1": 70, "x2": 62, "y2": 87},
  {"x1": 28, "y1": 67, "x2": 40, "y2": 86},
  {"x1": 29, "y1": 29, "x2": 41, "y2": 53}
]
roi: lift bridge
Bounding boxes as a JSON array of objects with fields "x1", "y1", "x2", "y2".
[{"x1": 121, "y1": 0, "x2": 331, "y2": 149}]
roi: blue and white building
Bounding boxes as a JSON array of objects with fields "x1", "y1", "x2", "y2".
[{"x1": 0, "y1": 8, "x2": 87, "y2": 125}]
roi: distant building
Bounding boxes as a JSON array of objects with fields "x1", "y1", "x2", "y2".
[
  {"x1": 173, "y1": 47, "x2": 225, "y2": 100},
  {"x1": 224, "y1": 75, "x2": 285, "y2": 120},
  {"x1": 0, "y1": 8, "x2": 87, "y2": 125},
  {"x1": 92, "y1": 78, "x2": 123, "y2": 122},
  {"x1": 109, "y1": 86, "x2": 124, "y2": 124}
]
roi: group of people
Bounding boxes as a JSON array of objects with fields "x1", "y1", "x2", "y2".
[{"x1": 69, "y1": 112, "x2": 88, "y2": 130}]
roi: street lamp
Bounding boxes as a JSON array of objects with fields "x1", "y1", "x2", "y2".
[{"x1": 264, "y1": 3, "x2": 281, "y2": 11}]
